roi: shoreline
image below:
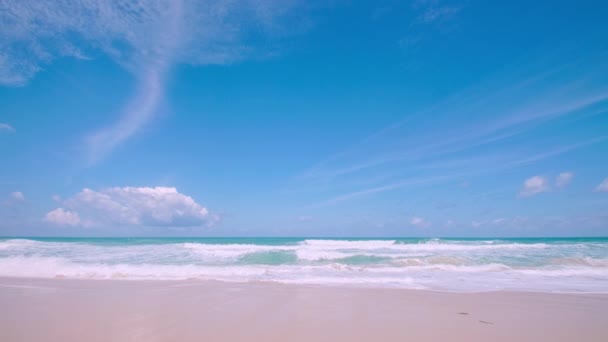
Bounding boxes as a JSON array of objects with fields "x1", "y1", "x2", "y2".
[
  {"x1": 1, "y1": 275, "x2": 608, "y2": 295},
  {"x1": 2, "y1": 277, "x2": 608, "y2": 341}
]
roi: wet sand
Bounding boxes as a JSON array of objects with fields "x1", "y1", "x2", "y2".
[{"x1": 1, "y1": 277, "x2": 607, "y2": 341}]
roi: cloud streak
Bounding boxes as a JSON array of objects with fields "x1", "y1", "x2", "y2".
[
  {"x1": 1, "y1": 0, "x2": 304, "y2": 164},
  {"x1": 11, "y1": 192, "x2": 24, "y2": 201},
  {"x1": 295, "y1": 54, "x2": 608, "y2": 205},
  {"x1": 596, "y1": 178, "x2": 608, "y2": 192},
  {"x1": 86, "y1": 65, "x2": 167, "y2": 164},
  {"x1": 556, "y1": 172, "x2": 574, "y2": 188},
  {"x1": 410, "y1": 216, "x2": 430, "y2": 227},
  {"x1": 0, "y1": 123, "x2": 15, "y2": 133}
]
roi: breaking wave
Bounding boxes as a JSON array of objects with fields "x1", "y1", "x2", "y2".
[{"x1": 1, "y1": 238, "x2": 607, "y2": 292}]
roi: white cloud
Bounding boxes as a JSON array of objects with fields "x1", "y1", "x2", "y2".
[
  {"x1": 596, "y1": 178, "x2": 608, "y2": 192},
  {"x1": 519, "y1": 176, "x2": 549, "y2": 197},
  {"x1": 419, "y1": 5, "x2": 462, "y2": 24},
  {"x1": 45, "y1": 208, "x2": 81, "y2": 227},
  {"x1": 11, "y1": 191, "x2": 24, "y2": 201},
  {"x1": 556, "y1": 172, "x2": 574, "y2": 187},
  {"x1": 0, "y1": 123, "x2": 15, "y2": 132},
  {"x1": 410, "y1": 216, "x2": 429, "y2": 227},
  {"x1": 85, "y1": 67, "x2": 165, "y2": 164},
  {"x1": 492, "y1": 218, "x2": 507, "y2": 225},
  {"x1": 471, "y1": 218, "x2": 509, "y2": 227},
  {"x1": 0, "y1": 1, "x2": 300, "y2": 86},
  {"x1": 44, "y1": 186, "x2": 213, "y2": 227}
]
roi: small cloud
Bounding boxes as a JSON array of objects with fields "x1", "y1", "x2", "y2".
[
  {"x1": 444, "y1": 219, "x2": 454, "y2": 227},
  {"x1": 52, "y1": 195, "x2": 61, "y2": 202},
  {"x1": 45, "y1": 208, "x2": 81, "y2": 227},
  {"x1": 400, "y1": 1, "x2": 465, "y2": 49},
  {"x1": 298, "y1": 215, "x2": 312, "y2": 222},
  {"x1": 473, "y1": 218, "x2": 510, "y2": 227},
  {"x1": 492, "y1": 218, "x2": 507, "y2": 225},
  {"x1": 519, "y1": 176, "x2": 550, "y2": 197},
  {"x1": 0, "y1": 123, "x2": 15, "y2": 133},
  {"x1": 434, "y1": 201, "x2": 456, "y2": 210},
  {"x1": 418, "y1": 5, "x2": 462, "y2": 23},
  {"x1": 556, "y1": 172, "x2": 574, "y2": 188},
  {"x1": 410, "y1": 216, "x2": 430, "y2": 227},
  {"x1": 11, "y1": 191, "x2": 24, "y2": 201},
  {"x1": 596, "y1": 178, "x2": 608, "y2": 192}
]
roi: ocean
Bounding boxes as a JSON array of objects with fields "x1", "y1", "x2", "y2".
[{"x1": 1, "y1": 237, "x2": 607, "y2": 292}]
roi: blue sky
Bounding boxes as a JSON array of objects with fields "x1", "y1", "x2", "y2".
[{"x1": 1, "y1": 0, "x2": 607, "y2": 237}]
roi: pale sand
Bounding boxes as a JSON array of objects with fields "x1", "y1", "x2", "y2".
[{"x1": 1, "y1": 278, "x2": 607, "y2": 341}]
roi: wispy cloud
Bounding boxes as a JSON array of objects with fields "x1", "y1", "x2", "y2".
[
  {"x1": 410, "y1": 216, "x2": 430, "y2": 227},
  {"x1": 1, "y1": 0, "x2": 305, "y2": 164},
  {"x1": 556, "y1": 172, "x2": 574, "y2": 188},
  {"x1": 317, "y1": 174, "x2": 461, "y2": 205},
  {"x1": 298, "y1": 215, "x2": 313, "y2": 222},
  {"x1": 295, "y1": 55, "x2": 608, "y2": 205},
  {"x1": 417, "y1": 3, "x2": 462, "y2": 24},
  {"x1": 399, "y1": 0, "x2": 465, "y2": 47},
  {"x1": 0, "y1": 123, "x2": 15, "y2": 133},
  {"x1": 596, "y1": 178, "x2": 608, "y2": 192},
  {"x1": 11, "y1": 191, "x2": 25, "y2": 201},
  {"x1": 86, "y1": 63, "x2": 167, "y2": 164}
]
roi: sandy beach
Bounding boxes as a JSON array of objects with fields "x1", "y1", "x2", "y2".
[{"x1": 1, "y1": 277, "x2": 607, "y2": 341}]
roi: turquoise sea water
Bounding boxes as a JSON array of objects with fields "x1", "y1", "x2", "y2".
[{"x1": 1, "y1": 237, "x2": 607, "y2": 292}]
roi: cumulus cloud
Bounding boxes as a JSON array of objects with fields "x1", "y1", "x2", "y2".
[
  {"x1": 44, "y1": 186, "x2": 213, "y2": 227},
  {"x1": 556, "y1": 172, "x2": 574, "y2": 187},
  {"x1": 519, "y1": 176, "x2": 549, "y2": 197},
  {"x1": 410, "y1": 216, "x2": 429, "y2": 227},
  {"x1": 596, "y1": 178, "x2": 608, "y2": 192},
  {"x1": 0, "y1": 123, "x2": 15, "y2": 132},
  {"x1": 11, "y1": 191, "x2": 24, "y2": 201},
  {"x1": 45, "y1": 208, "x2": 81, "y2": 227}
]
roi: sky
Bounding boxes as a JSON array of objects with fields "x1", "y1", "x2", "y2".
[{"x1": 1, "y1": 0, "x2": 607, "y2": 237}]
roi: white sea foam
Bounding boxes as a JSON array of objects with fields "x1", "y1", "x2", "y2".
[
  {"x1": 301, "y1": 239, "x2": 397, "y2": 248},
  {"x1": 183, "y1": 243, "x2": 296, "y2": 261},
  {"x1": 302, "y1": 239, "x2": 551, "y2": 251},
  {"x1": 0, "y1": 239, "x2": 38, "y2": 249},
  {"x1": 1, "y1": 238, "x2": 607, "y2": 292}
]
